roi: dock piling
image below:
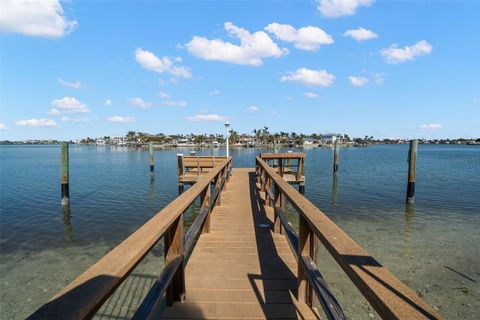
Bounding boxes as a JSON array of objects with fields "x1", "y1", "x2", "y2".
[
  {"x1": 149, "y1": 142, "x2": 154, "y2": 173},
  {"x1": 60, "y1": 142, "x2": 69, "y2": 205},
  {"x1": 406, "y1": 139, "x2": 418, "y2": 203},
  {"x1": 333, "y1": 139, "x2": 339, "y2": 173}
]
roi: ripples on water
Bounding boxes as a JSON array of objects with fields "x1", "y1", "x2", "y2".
[{"x1": 0, "y1": 144, "x2": 479, "y2": 319}]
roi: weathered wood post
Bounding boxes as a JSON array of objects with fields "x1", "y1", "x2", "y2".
[
  {"x1": 333, "y1": 139, "x2": 339, "y2": 173},
  {"x1": 164, "y1": 215, "x2": 186, "y2": 305},
  {"x1": 332, "y1": 172, "x2": 338, "y2": 205},
  {"x1": 60, "y1": 142, "x2": 70, "y2": 205},
  {"x1": 298, "y1": 156, "x2": 305, "y2": 195},
  {"x1": 177, "y1": 154, "x2": 185, "y2": 194},
  {"x1": 406, "y1": 139, "x2": 418, "y2": 203},
  {"x1": 149, "y1": 142, "x2": 154, "y2": 173},
  {"x1": 298, "y1": 216, "x2": 314, "y2": 306}
]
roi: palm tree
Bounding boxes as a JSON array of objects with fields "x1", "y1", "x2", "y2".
[{"x1": 126, "y1": 131, "x2": 136, "y2": 141}]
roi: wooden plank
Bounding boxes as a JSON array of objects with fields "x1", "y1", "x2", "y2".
[
  {"x1": 162, "y1": 302, "x2": 318, "y2": 319},
  {"x1": 256, "y1": 156, "x2": 443, "y2": 320}
]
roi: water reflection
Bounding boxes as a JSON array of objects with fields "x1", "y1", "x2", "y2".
[
  {"x1": 62, "y1": 204, "x2": 73, "y2": 243},
  {"x1": 403, "y1": 202, "x2": 414, "y2": 257},
  {"x1": 331, "y1": 172, "x2": 338, "y2": 206},
  {"x1": 149, "y1": 174, "x2": 157, "y2": 202}
]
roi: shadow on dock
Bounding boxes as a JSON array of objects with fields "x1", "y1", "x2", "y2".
[{"x1": 247, "y1": 172, "x2": 304, "y2": 318}]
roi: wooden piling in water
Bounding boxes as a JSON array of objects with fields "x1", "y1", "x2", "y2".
[
  {"x1": 333, "y1": 139, "x2": 339, "y2": 173},
  {"x1": 60, "y1": 142, "x2": 69, "y2": 205},
  {"x1": 149, "y1": 142, "x2": 154, "y2": 173},
  {"x1": 406, "y1": 139, "x2": 418, "y2": 203}
]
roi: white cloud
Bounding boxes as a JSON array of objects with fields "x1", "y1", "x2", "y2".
[
  {"x1": 61, "y1": 116, "x2": 89, "y2": 122},
  {"x1": 0, "y1": 122, "x2": 7, "y2": 130},
  {"x1": 380, "y1": 40, "x2": 432, "y2": 64},
  {"x1": 129, "y1": 97, "x2": 152, "y2": 109},
  {"x1": 265, "y1": 23, "x2": 333, "y2": 51},
  {"x1": 187, "y1": 114, "x2": 231, "y2": 122},
  {"x1": 0, "y1": 0, "x2": 77, "y2": 38},
  {"x1": 103, "y1": 99, "x2": 112, "y2": 106},
  {"x1": 161, "y1": 100, "x2": 187, "y2": 107},
  {"x1": 372, "y1": 72, "x2": 385, "y2": 84},
  {"x1": 344, "y1": 28, "x2": 377, "y2": 41},
  {"x1": 247, "y1": 105, "x2": 259, "y2": 112},
  {"x1": 209, "y1": 90, "x2": 220, "y2": 96},
  {"x1": 15, "y1": 118, "x2": 57, "y2": 127},
  {"x1": 50, "y1": 97, "x2": 89, "y2": 114},
  {"x1": 281, "y1": 68, "x2": 335, "y2": 87},
  {"x1": 135, "y1": 48, "x2": 191, "y2": 78},
  {"x1": 348, "y1": 76, "x2": 369, "y2": 86},
  {"x1": 418, "y1": 123, "x2": 443, "y2": 130},
  {"x1": 185, "y1": 22, "x2": 286, "y2": 66},
  {"x1": 316, "y1": 0, "x2": 374, "y2": 18},
  {"x1": 157, "y1": 91, "x2": 170, "y2": 99},
  {"x1": 107, "y1": 116, "x2": 135, "y2": 123},
  {"x1": 304, "y1": 92, "x2": 319, "y2": 98},
  {"x1": 58, "y1": 78, "x2": 83, "y2": 89}
]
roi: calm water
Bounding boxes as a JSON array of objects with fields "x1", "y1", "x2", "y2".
[{"x1": 1, "y1": 145, "x2": 479, "y2": 319}]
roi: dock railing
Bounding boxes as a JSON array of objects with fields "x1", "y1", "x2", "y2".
[
  {"x1": 177, "y1": 155, "x2": 228, "y2": 193},
  {"x1": 255, "y1": 156, "x2": 442, "y2": 320},
  {"x1": 29, "y1": 157, "x2": 232, "y2": 320}
]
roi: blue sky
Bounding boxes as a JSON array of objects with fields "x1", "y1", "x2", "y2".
[{"x1": 0, "y1": 0, "x2": 479, "y2": 140}]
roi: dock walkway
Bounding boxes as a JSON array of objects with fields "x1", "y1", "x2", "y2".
[
  {"x1": 162, "y1": 168, "x2": 318, "y2": 319},
  {"x1": 30, "y1": 156, "x2": 443, "y2": 320}
]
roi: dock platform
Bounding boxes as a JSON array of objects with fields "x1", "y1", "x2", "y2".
[
  {"x1": 30, "y1": 155, "x2": 443, "y2": 320},
  {"x1": 162, "y1": 168, "x2": 317, "y2": 319}
]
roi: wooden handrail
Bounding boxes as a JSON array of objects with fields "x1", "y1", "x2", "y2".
[
  {"x1": 29, "y1": 157, "x2": 232, "y2": 320},
  {"x1": 256, "y1": 156, "x2": 443, "y2": 320}
]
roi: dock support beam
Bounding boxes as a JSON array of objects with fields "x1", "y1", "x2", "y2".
[
  {"x1": 406, "y1": 139, "x2": 418, "y2": 203},
  {"x1": 60, "y1": 142, "x2": 70, "y2": 205},
  {"x1": 333, "y1": 139, "x2": 339, "y2": 173},
  {"x1": 149, "y1": 142, "x2": 154, "y2": 173}
]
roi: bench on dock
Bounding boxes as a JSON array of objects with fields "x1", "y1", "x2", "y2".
[
  {"x1": 177, "y1": 155, "x2": 228, "y2": 193},
  {"x1": 29, "y1": 155, "x2": 442, "y2": 320}
]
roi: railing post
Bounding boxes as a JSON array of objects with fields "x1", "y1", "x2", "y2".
[
  {"x1": 273, "y1": 184, "x2": 283, "y2": 234},
  {"x1": 261, "y1": 170, "x2": 266, "y2": 193},
  {"x1": 226, "y1": 160, "x2": 231, "y2": 183},
  {"x1": 201, "y1": 185, "x2": 211, "y2": 234},
  {"x1": 264, "y1": 176, "x2": 271, "y2": 207},
  {"x1": 177, "y1": 154, "x2": 185, "y2": 195},
  {"x1": 215, "y1": 173, "x2": 222, "y2": 207},
  {"x1": 298, "y1": 215, "x2": 314, "y2": 306},
  {"x1": 222, "y1": 167, "x2": 227, "y2": 192},
  {"x1": 164, "y1": 215, "x2": 185, "y2": 306}
]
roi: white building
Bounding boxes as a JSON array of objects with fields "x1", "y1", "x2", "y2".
[{"x1": 112, "y1": 136, "x2": 127, "y2": 146}]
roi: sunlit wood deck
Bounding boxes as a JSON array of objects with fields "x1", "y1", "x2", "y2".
[
  {"x1": 161, "y1": 168, "x2": 318, "y2": 319},
  {"x1": 30, "y1": 155, "x2": 443, "y2": 320}
]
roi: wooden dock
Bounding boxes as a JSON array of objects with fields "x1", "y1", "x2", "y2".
[
  {"x1": 162, "y1": 168, "x2": 318, "y2": 319},
  {"x1": 30, "y1": 155, "x2": 443, "y2": 320}
]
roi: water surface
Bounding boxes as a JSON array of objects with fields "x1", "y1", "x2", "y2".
[{"x1": 1, "y1": 145, "x2": 479, "y2": 319}]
